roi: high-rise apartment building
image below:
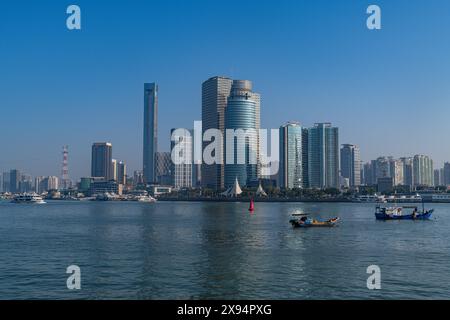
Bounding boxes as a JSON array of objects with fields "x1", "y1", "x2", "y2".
[
  {"x1": 400, "y1": 157, "x2": 414, "y2": 187},
  {"x1": 434, "y1": 169, "x2": 443, "y2": 187},
  {"x1": 385, "y1": 157, "x2": 404, "y2": 186},
  {"x1": 308, "y1": 123, "x2": 339, "y2": 189},
  {"x1": 171, "y1": 129, "x2": 193, "y2": 189},
  {"x1": 340, "y1": 144, "x2": 361, "y2": 187},
  {"x1": 413, "y1": 155, "x2": 433, "y2": 186},
  {"x1": 301, "y1": 128, "x2": 309, "y2": 188}
]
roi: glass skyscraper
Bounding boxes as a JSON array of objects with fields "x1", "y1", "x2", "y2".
[
  {"x1": 224, "y1": 80, "x2": 259, "y2": 188},
  {"x1": 143, "y1": 83, "x2": 158, "y2": 185},
  {"x1": 308, "y1": 123, "x2": 339, "y2": 189},
  {"x1": 117, "y1": 161, "x2": 127, "y2": 185},
  {"x1": 155, "y1": 151, "x2": 172, "y2": 185},
  {"x1": 91, "y1": 142, "x2": 113, "y2": 180},
  {"x1": 279, "y1": 122, "x2": 303, "y2": 189},
  {"x1": 201, "y1": 76, "x2": 233, "y2": 190}
]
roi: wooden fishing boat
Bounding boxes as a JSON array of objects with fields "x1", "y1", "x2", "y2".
[{"x1": 290, "y1": 215, "x2": 340, "y2": 228}]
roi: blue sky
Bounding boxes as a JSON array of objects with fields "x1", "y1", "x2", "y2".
[{"x1": 1, "y1": 0, "x2": 450, "y2": 180}]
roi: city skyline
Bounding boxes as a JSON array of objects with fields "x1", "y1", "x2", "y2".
[
  {"x1": 1, "y1": 73, "x2": 450, "y2": 185},
  {"x1": 3, "y1": 1, "x2": 450, "y2": 179}
]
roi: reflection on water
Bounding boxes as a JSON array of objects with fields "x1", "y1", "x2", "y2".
[{"x1": 0, "y1": 201, "x2": 449, "y2": 299}]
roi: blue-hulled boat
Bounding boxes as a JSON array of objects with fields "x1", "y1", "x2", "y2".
[{"x1": 375, "y1": 205, "x2": 433, "y2": 220}]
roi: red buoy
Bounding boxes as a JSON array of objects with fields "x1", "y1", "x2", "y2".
[{"x1": 249, "y1": 198, "x2": 255, "y2": 212}]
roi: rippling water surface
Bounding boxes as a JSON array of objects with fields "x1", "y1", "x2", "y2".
[{"x1": 0, "y1": 200, "x2": 449, "y2": 299}]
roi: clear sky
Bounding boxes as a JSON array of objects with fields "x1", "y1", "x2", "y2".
[{"x1": 1, "y1": 0, "x2": 450, "y2": 180}]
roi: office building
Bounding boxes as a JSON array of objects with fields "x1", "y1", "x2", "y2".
[
  {"x1": 91, "y1": 142, "x2": 113, "y2": 180},
  {"x1": 224, "y1": 80, "x2": 259, "y2": 188},
  {"x1": 156, "y1": 152, "x2": 172, "y2": 185},
  {"x1": 201, "y1": 77, "x2": 233, "y2": 190},
  {"x1": 117, "y1": 161, "x2": 127, "y2": 185},
  {"x1": 201, "y1": 76, "x2": 233, "y2": 190}
]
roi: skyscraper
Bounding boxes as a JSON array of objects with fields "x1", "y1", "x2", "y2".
[
  {"x1": 389, "y1": 158, "x2": 404, "y2": 186},
  {"x1": 61, "y1": 145, "x2": 71, "y2": 190},
  {"x1": 201, "y1": 76, "x2": 233, "y2": 190},
  {"x1": 143, "y1": 83, "x2": 158, "y2": 185},
  {"x1": 340, "y1": 144, "x2": 361, "y2": 187},
  {"x1": 19, "y1": 174, "x2": 33, "y2": 193},
  {"x1": 301, "y1": 128, "x2": 309, "y2": 188},
  {"x1": 35, "y1": 176, "x2": 45, "y2": 194},
  {"x1": 224, "y1": 80, "x2": 259, "y2": 188},
  {"x1": 91, "y1": 143, "x2": 113, "y2": 180},
  {"x1": 279, "y1": 122, "x2": 303, "y2": 189},
  {"x1": 434, "y1": 169, "x2": 443, "y2": 187},
  {"x1": 117, "y1": 161, "x2": 127, "y2": 185},
  {"x1": 413, "y1": 155, "x2": 433, "y2": 186},
  {"x1": 1, "y1": 172, "x2": 9, "y2": 192},
  {"x1": 111, "y1": 159, "x2": 118, "y2": 181},
  {"x1": 400, "y1": 157, "x2": 414, "y2": 187},
  {"x1": 443, "y1": 162, "x2": 450, "y2": 186},
  {"x1": 362, "y1": 162, "x2": 373, "y2": 185},
  {"x1": 9, "y1": 169, "x2": 20, "y2": 193},
  {"x1": 171, "y1": 129, "x2": 193, "y2": 189},
  {"x1": 308, "y1": 123, "x2": 339, "y2": 189},
  {"x1": 374, "y1": 157, "x2": 391, "y2": 180}
]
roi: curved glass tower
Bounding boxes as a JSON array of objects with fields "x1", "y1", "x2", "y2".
[
  {"x1": 279, "y1": 122, "x2": 303, "y2": 189},
  {"x1": 224, "y1": 80, "x2": 258, "y2": 188}
]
